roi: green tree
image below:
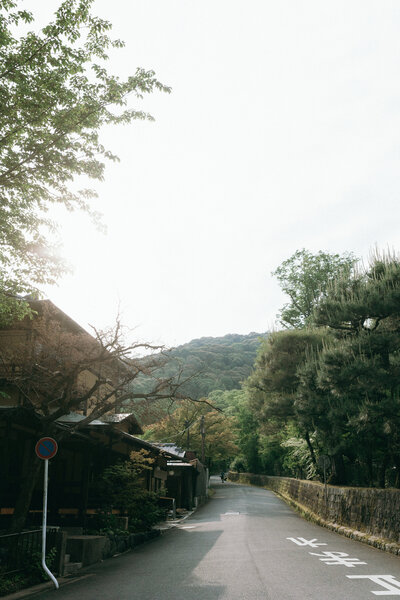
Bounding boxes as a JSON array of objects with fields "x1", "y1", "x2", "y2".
[
  {"x1": 300, "y1": 252, "x2": 400, "y2": 486},
  {"x1": 272, "y1": 249, "x2": 356, "y2": 328},
  {"x1": 207, "y1": 389, "x2": 246, "y2": 416},
  {"x1": 93, "y1": 451, "x2": 164, "y2": 532},
  {"x1": 0, "y1": 0, "x2": 169, "y2": 318},
  {"x1": 244, "y1": 249, "x2": 400, "y2": 485},
  {"x1": 208, "y1": 389, "x2": 261, "y2": 473},
  {"x1": 144, "y1": 400, "x2": 239, "y2": 468},
  {"x1": 234, "y1": 403, "x2": 261, "y2": 473},
  {"x1": 245, "y1": 329, "x2": 327, "y2": 475}
]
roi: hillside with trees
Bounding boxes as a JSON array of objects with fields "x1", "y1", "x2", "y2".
[
  {"x1": 138, "y1": 335, "x2": 266, "y2": 471},
  {"x1": 168, "y1": 332, "x2": 267, "y2": 397},
  {"x1": 129, "y1": 332, "x2": 267, "y2": 425},
  {"x1": 137, "y1": 248, "x2": 400, "y2": 490}
]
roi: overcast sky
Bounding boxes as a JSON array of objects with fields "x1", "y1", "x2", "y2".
[{"x1": 39, "y1": 0, "x2": 400, "y2": 347}]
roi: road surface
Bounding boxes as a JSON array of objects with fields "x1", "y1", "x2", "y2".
[{"x1": 35, "y1": 477, "x2": 400, "y2": 599}]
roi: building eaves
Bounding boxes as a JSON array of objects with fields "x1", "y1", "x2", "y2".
[
  {"x1": 55, "y1": 412, "x2": 106, "y2": 426},
  {"x1": 151, "y1": 442, "x2": 186, "y2": 459}
]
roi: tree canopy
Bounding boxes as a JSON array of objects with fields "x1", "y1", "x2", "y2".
[
  {"x1": 124, "y1": 332, "x2": 266, "y2": 420},
  {"x1": 272, "y1": 249, "x2": 356, "y2": 328},
  {"x1": 0, "y1": 0, "x2": 169, "y2": 319},
  {"x1": 143, "y1": 399, "x2": 239, "y2": 469},
  {"x1": 245, "y1": 250, "x2": 400, "y2": 487}
]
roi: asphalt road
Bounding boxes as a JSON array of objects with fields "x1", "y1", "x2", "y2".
[{"x1": 34, "y1": 477, "x2": 400, "y2": 599}]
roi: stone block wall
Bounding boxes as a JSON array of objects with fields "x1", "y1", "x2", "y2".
[
  {"x1": 228, "y1": 472, "x2": 400, "y2": 545},
  {"x1": 67, "y1": 535, "x2": 106, "y2": 567}
]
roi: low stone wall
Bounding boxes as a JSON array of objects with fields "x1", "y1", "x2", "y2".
[
  {"x1": 228, "y1": 472, "x2": 400, "y2": 554},
  {"x1": 67, "y1": 535, "x2": 106, "y2": 567},
  {"x1": 64, "y1": 529, "x2": 161, "y2": 572},
  {"x1": 102, "y1": 529, "x2": 161, "y2": 559}
]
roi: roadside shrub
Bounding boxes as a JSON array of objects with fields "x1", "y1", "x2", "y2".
[
  {"x1": 91, "y1": 452, "x2": 165, "y2": 533},
  {"x1": 0, "y1": 574, "x2": 26, "y2": 597},
  {"x1": 25, "y1": 549, "x2": 57, "y2": 582},
  {"x1": 230, "y1": 456, "x2": 248, "y2": 473},
  {"x1": 85, "y1": 512, "x2": 128, "y2": 536},
  {"x1": 124, "y1": 487, "x2": 164, "y2": 532},
  {"x1": 0, "y1": 548, "x2": 57, "y2": 597}
]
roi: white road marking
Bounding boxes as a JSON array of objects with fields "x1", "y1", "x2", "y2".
[
  {"x1": 309, "y1": 551, "x2": 367, "y2": 567},
  {"x1": 287, "y1": 537, "x2": 327, "y2": 548},
  {"x1": 347, "y1": 574, "x2": 400, "y2": 595}
]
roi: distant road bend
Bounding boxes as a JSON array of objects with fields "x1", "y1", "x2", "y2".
[{"x1": 36, "y1": 477, "x2": 400, "y2": 600}]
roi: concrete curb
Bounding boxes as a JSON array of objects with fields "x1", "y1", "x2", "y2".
[{"x1": 0, "y1": 576, "x2": 74, "y2": 600}]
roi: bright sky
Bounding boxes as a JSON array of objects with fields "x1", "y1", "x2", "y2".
[{"x1": 40, "y1": 0, "x2": 400, "y2": 347}]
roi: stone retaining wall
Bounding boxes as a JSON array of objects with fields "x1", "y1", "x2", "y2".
[{"x1": 228, "y1": 472, "x2": 400, "y2": 554}]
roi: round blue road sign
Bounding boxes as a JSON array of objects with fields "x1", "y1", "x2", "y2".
[{"x1": 35, "y1": 437, "x2": 58, "y2": 460}]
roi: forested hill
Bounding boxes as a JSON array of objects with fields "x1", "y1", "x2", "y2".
[
  {"x1": 167, "y1": 332, "x2": 267, "y2": 398},
  {"x1": 128, "y1": 332, "x2": 267, "y2": 424}
]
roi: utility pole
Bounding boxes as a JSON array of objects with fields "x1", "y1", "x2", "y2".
[
  {"x1": 200, "y1": 415, "x2": 205, "y2": 464},
  {"x1": 184, "y1": 420, "x2": 190, "y2": 449}
]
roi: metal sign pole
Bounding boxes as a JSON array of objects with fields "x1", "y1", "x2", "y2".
[
  {"x1": 36, "y1": 437, "x2": 59, "y2": 590},
  {"x1": 42, "y1": 458, "x2": 59, "y2": 589}
]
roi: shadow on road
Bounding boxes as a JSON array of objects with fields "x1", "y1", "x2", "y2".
[{"x1": 35, "y1": 529, "x2": 226, "y2": 600}]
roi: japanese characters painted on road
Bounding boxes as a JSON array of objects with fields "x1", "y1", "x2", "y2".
[
  {"x1": 347, "y1": 575, "x2": 400, "y2": 595},
  {"x1": 35, "y1": 437, "x2": 58, "y2": 460},
  {"x1": 287, "y1": 537, "x2": 327, "y2": 548},
  {"x1": 287, "y1": 535, "x2": 400, "y2": 596},
  {"x1": 310, "y1": 551, "x2": 367, "y2": 568}
]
